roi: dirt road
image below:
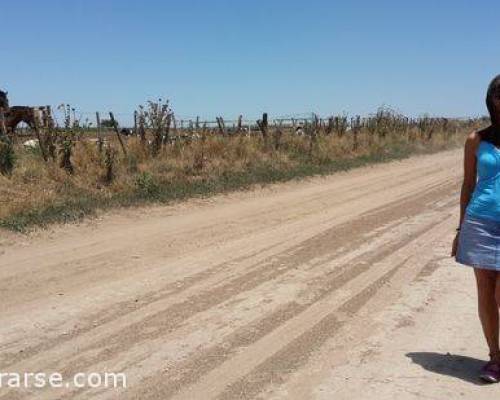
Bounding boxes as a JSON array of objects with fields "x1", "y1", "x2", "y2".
[{"x1": 0, "y1": 147, "x2": 492, "y2": 399}]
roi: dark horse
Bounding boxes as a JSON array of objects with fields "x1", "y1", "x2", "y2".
[
  {"x1": 0, "y1": 90, "x2": 36, "y2": 132},
  {"x1": 6, "y1": 106, "x2": 37, "y2": 131}
]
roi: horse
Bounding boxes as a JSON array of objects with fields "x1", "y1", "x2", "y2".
[
  {"x1": 0, "y1": 91, "x2": 39, "y2": 133},
  {"x1": 5, "y1": 106, "x2": 37, "y2": 131}
]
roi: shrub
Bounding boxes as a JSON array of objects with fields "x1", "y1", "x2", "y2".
[
  {"x1": 135, "y1": 171, "x2": 160, "y2": 197},
  {"x1": 0, "y1": 136, "x2": 15, "y2": 175},
  {"x1": 103, "y1": 145, "x2": 117, "y2": 185}
]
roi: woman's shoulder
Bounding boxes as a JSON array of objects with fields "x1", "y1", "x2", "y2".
[
  {"x1": 464, "y1": 127, "x2": 500, "y2": 158},
  {"x1": 464, "y1": 130, "x2": 482, "y2": 154}
]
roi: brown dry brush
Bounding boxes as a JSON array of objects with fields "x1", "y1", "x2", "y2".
[
  {"x1": 273, "y1": 122, "x2": 283, "y2": 151},
  {"x1": 193, "y1": 124, "x2": 208, "y2": 171},
  {"x1": 365, "y1": 116, "x2": 377, "y2": 146},
  {"x1": 139, "y1": 99, "x2": 173, "y2": 155},
  {"x1": 333, "y1": 114, "x2": 348, "y2": 138},
  {"x1": 306, "y1": 115, "x2": 320, "y2": 159},
  {"x1": 325, "y1": 117, "x2": 334, "y2": 135},
  {"x1": 0, "y1": 135, "x2": 15, "y2": 175},
  {"x1": 103, "y1": 144, "x2": 117, "y2": 184},
  {"x1": 135, "y1": 106, "x2": 147, "y2": 145},
  {"x1": 41, "y1": 108, "x2": 57, "y2": 161},
  {"x1": 0, "y1": 109, "x2": 15, "y2": 175},
  {"x1": 0, "y1": 103, "x2": 479, "y2": 230},
  {"x1": 351, "y1": 116, "x2": 361, "y2": 151}
]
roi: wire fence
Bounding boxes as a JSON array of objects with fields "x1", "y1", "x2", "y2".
[
  {"x1": 6, "y1": 102, "x2": 486, "y2": 140},
  {"x1": 45, "y1": 109, "x2": 482, "y2": 131}
]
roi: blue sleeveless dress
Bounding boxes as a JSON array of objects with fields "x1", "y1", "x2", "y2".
[{"x1": 456, "y1": 140, "x2": 500, "y2": 270}]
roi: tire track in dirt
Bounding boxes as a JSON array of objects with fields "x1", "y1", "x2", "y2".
[
  {"x1": 0, "y1": 168, "x2": 458, "y2": 369},
  {"x1": 252, "y1": 238, "x2": 458, "y2": 399},
  {"x1": 161, "y1": 215, "x2": 456, "y2": 400},
  {"x1": 1, "y1": 176, "x2": 457, "y2": 375},
  {"x1": 37, "y1": 190, "x2": 457, "y2": 400},
  {"x1": 0, "y1": 158, "x2": 456, "y2": 352}
]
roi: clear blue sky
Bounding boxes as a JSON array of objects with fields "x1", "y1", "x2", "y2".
[{"x1": 2, "y1": 0, "x2": 499, "y2": 124}]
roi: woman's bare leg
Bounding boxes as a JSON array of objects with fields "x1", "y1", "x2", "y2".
[{"x1": 474, "y1": 268, "x2": 500, "y2": 362}]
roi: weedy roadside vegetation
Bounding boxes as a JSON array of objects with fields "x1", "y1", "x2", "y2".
[{"x1": 0, "y1": 101, "x2": 482, "y2": 232}]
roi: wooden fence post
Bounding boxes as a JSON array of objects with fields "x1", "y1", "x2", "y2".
[
  {"x1": 32, "y1": 108, "x2": 48, "y2": 161},
  {"x1": 237, "y1": 115, "x2": 243, "y2": 133},
  {"x1": 257, "y1": 113, "x2": 268, "y2": 142},
  {"x1": 137, "y1": 111, "x2": 146, "y2": 145},
  {"x1": 161, "y1": 113, "x2": 172, "y2": 146},
  {"x1": 109, "y1": 112, "x2": 127, "y2": 156},
  {"x1": 351, "y1": 116, "x2": 361, "y2": 151},
  {"x1": 95, "y1": 111, "x2": 101, "y2": 141},
  {"x1": 216, "y1": 117, "x2": 226, "y2": 136},
  {"x1": 133, "y1": 111, "x2": 138, "y2": 137},
  {"x1": 96, "y1": 112, "x2": 103, "y2": 152}
]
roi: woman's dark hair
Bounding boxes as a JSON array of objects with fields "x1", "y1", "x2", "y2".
[
  {"x1": 486, "y1": 75, "x2": 500, "y2": 126},
  {"x1": 478, "y1": 75, "x2": 500, "y2": 145}
]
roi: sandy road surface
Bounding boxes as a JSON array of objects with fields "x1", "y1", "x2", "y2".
[{"x1": 0, "y1": 147, "x2": 491, "y2": 399}]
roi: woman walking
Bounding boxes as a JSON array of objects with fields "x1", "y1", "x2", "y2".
[{"x1": 453, "y1": 74, "x2": 500, "y2": 382}]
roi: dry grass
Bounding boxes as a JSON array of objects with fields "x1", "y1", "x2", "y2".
[{"x1": 0, "y1": 119, "x2": 474, "y2": 231}]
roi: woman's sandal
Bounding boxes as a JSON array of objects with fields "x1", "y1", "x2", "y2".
[{"x1": 480, "y1": 353, "x2": 500, "y2": 383}]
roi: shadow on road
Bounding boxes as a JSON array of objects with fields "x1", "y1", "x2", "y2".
[{"x1": 406, "y1": 352, "x2": 490, "y2": 385}]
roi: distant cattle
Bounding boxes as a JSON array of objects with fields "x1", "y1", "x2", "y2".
[
  {"x1": 85, "y1": 138, "x2": 109, "y2": 146},
  {"x1": 23, "y1": 139, "x2": 39, "y2": 149},
  {"x1": 120, "y1": 128, "x2": 132, "y2": 136},
  {"x1": 295, "y1": 126, "x2": 305, "y2": 136}
]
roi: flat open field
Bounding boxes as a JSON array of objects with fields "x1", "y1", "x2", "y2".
[{"x1": 0, "y1": 146, "x2": 491, "y2": 399}]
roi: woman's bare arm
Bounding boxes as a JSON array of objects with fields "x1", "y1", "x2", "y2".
[{"x1": 458, "y1": 131, "x2": 479, "y2": 228}]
